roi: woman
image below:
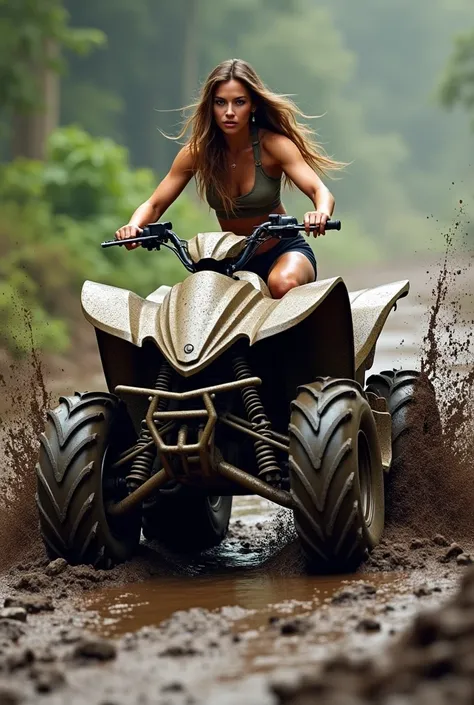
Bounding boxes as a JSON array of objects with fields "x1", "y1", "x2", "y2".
[{"x1": 115, "y1": 59, "x2": 342, "y2": 299}]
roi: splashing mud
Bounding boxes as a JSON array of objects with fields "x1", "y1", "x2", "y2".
[
  {"x1": 383, "y1": 205, "x2": 474, "y2": 542},
  {"x1": 0, "y1": 307, "x2": 50, "y2": 571}
]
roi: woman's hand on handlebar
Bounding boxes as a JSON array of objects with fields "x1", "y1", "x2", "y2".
[
  {"x1": 115, "y1": 224, "x2": 143, "y2": 250},
  {"x1": 303, "y1": 210, "x2": 330, "y2": 236}
]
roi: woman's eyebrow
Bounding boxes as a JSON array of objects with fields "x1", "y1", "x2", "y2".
[{"x1": 215, "y1": 95, "x2": 248, "y2": 100}]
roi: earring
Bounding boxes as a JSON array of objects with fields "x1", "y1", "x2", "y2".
[{"x1": 251, "y1": 112, "x2": 256, "y2": 123}]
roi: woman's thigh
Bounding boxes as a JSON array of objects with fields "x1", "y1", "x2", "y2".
[{"x1": 267, "y1": 251, "x2": 316, "y2": 298}]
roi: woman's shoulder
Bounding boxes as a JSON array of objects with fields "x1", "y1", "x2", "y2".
[
  {"x1": 259, "y1": 130, "x2": 296, "y2": 159},
  {"x1": 172, "y1": 142, "x2": 196, "y2": 174}
]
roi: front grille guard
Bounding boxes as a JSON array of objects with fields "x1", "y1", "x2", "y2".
[{"x1": 107, "y1": 378, "x2": 293, "y2": 516}]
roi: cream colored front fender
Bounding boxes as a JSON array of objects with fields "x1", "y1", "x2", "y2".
[{"x1": 81, "y1": 281, "x2": 160, "y2": 345}]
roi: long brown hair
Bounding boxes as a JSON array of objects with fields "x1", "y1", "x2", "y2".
[{"x1": 172, "y1": 58, "x2": 344, "y2": 217}]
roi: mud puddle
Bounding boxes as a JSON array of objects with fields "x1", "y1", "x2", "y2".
[{"x1": 78, "y1": 571, "x2": 403, "y2": 639}]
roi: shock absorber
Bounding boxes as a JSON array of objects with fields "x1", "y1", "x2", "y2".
[
  {"x1": 232, "y1": 354, "x2": 281, "y2": 487},
  {"x1": 126, "y1": 361, "x2": 173, "y2": 491}
]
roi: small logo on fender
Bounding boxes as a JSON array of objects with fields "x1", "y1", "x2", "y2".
[{"x1": 184, "y1": 344, "x2": 194, "y2": 354}]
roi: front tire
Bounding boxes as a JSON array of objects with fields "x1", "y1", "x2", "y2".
[
  {"x1": 36, "y1": 392, "x2": 141, "y2": 569},
  {"x1": 289, "y1": 378, "x2": 384, "y2": 573}
]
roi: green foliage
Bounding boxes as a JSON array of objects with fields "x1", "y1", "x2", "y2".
[
  {"x1": 0, "y1": 125, "x2": 159, "y2": 220},
  {"x1": 0, "y1": 158, "x2": 44, "y2": 203},
  {"x1": 438, "y1": 28, "x2": 474, "y2": 129},
  {"x1": 0, "y1": 126, "x2": 213, "y2": 356},
  {"x1": 43, "y1": 125, "x2": 158, "y2": 219},
  {"x1": 0, "y1": 202, "x2": 72, "y2": 356}
]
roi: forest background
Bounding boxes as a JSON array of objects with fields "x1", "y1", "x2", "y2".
[{"x1": 0, "y1": 0, "x2": 473, "y2": 357}]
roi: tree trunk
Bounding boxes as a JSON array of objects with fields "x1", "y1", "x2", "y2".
[{"x1": 11, "y1": 39, "x2": 60, "y2": 160}]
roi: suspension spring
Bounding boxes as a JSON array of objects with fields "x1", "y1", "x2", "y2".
[
  {"x1": 232, "y1": 354, "x2": 281, "y2": 487},
  {"x1": 126, "y1": 361, "x2": 173, "y2": 490}
]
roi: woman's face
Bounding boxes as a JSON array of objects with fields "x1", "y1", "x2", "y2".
[{"x1": 213, "y1": 79, "x2": 254, "y2": 135}]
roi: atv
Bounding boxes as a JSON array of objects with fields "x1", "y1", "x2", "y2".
[{"x1": 35, "y1": 214, "x2": 440, "y2": 572}]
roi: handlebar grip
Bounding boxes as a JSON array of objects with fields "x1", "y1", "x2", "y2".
[{"x1": 295, "y1": 219, "x2": 341, "y2": 231}]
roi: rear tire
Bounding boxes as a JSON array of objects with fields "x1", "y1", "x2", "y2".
[
  {"x1": 36, "y1": 392, "x2": 141, "y2": 569},
  {"x1": 365, "y1": 369, "x2": 442, "y2": 474},
  {"x1": 142, "y1": 482, "x2": 232, "y2": 551},
  {"x1": 289, "y1": 378, "x2": 384, "y2": 573}
]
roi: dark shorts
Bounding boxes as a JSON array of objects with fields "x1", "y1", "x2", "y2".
[{"x1": 243, "y1": 233, "x2": 317, "y2": 283}]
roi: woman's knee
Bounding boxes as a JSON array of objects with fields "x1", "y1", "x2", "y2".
[{"x1": 267, "y1": 272, "x2": 300, "y2": 299}]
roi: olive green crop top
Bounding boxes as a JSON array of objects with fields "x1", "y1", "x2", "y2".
[{"x1": 206, "y1": 124, "x2": 281, "y2": 219}]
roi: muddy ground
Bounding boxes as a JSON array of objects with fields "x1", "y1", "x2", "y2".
[
  {"x1": 0, "y1": 505, "x2": 472, "y2": 705},
  {"x1": 0, "y1": 215, "x2": 473, "y2": 704}
]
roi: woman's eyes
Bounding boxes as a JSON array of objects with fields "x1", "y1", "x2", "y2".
[{"x1": 214, "y1": 99, "x2": 246, "y2": 106}]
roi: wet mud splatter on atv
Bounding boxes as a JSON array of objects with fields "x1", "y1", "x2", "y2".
[{"x1": 0, "y1": 307, "x2": 50, "y2": 571}]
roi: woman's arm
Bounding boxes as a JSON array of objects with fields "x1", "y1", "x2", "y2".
[
  {"x1": 265, "y1": 134, "x2": 335, "y2": 235},
  {"x1": 116, "y1": 145, "x2": 195, "y2": 249}
]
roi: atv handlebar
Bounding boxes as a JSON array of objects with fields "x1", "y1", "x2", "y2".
[
  {"x1": 227, "y1": 214, "x2": 341, "y2": 273},
  {"x1": 101, "y1": 221, "x2": 196, "y2": 271},
  {"x1": 100, "y1": 214, "x2": 341, "y2": 275}
]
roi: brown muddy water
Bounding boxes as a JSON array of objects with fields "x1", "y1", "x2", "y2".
[
  {"x1": 78, "y1": 567, "x2": 407, "y2": 684},
  {"x1": 80, "y1": 571, "x2": 399, "y2": 638}
]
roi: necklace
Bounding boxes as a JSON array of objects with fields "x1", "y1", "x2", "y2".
[
  {"x1": 229, "y1": 147, "x2": 246, "y2": 169},
  {"x1": 229, "y1": 139, "x2": 251, "y2": 169}
]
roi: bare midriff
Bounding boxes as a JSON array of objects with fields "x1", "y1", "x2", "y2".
[{"x1": 217, "y1": 202, "x2": 287, "y2": 255}]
